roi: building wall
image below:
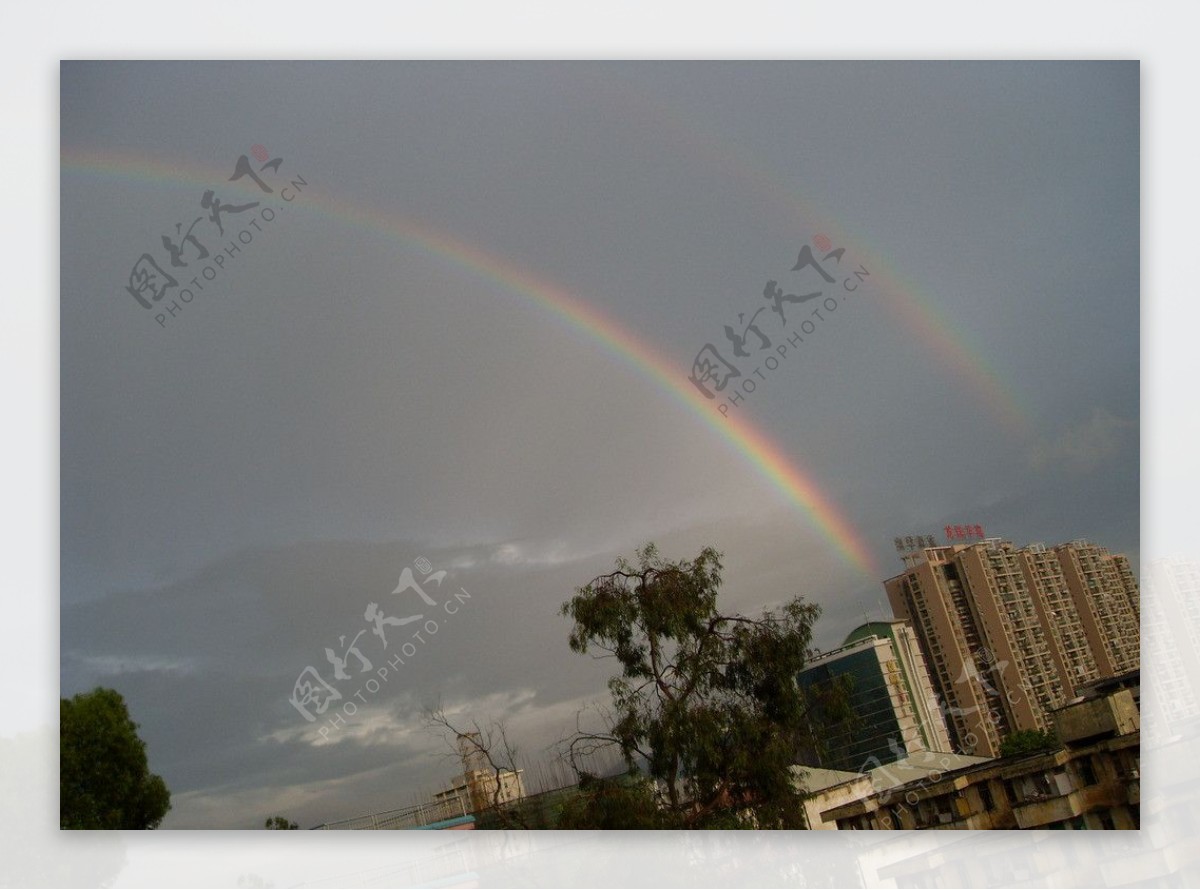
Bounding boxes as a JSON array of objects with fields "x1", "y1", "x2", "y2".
[
  {"x1": 1055, "y1": 541, "x2": 1140, "y2": 675},
  {"x1": 1111, "y1": 554, "x2": 1140, "y2": 617},
  {"x1": 957, "y1": 542, "x2": 1063, "y2": 734},
  {"x1": 843, "y1": 620, "x2": 953, "y2": 755},
  {"x1": 798, "y1": 773, "x2": 875, "y2": 830},
  {"x1": 886, "y1": 552, "x2": 1008, "y2": 757},
  {"x1": 800, "y1": 638, "x2": 920, "y2": 772},
  {"x1": 1021, "y1": 545, "x2": 1100, "y2": 699},
  {"x1": 1054, "y1": 688, "x2": 1140, "y2": 743}
]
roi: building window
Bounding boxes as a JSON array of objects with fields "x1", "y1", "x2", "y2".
[
  {"x1": 1078, "y1": 757, "x2": 1098, "y2": 787},
  {"x1": 966, "y1": 783, "x2": 987, "y2": 813},
  {"x1": 1023, "y1": 773, "x2": 1054, "y2": 801}
]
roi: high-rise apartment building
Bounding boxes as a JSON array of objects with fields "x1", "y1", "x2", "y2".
[
  {"x1": 1018, "y1": 543, "x2": 1100, "y2": 700},
  {"x1": 885, "y1": 543, "x2": 1016, "y2": 757},
  {"x1": 1111, "y1": 554, "x2": 1140, "y2": 617},
  {"x1": 884, "y1": 537, "x2": 1140, "y2": 758},
  {"x1": 1054, "y1": 541, "x2": 1140, "y2": 675}
]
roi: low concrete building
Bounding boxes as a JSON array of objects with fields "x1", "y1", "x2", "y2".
[
  {"x1": 795, "y1": 767, "x2": 872, "y2": 830},
  {"x1": 795, "y1": 751, "x2": 988, "y2": 830},
  {"x1": 1055, "y1": 686, "x2": 1139, "y2": 743},
  {"x1": 821, "y1": 690, "x2": 1140, "y2": 830}
]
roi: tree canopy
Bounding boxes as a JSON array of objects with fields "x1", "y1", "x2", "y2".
[
  {"x1": 557, "y1": 770, "x2": 673, "y2": 829},
  {"x1": 60, "y1": 687, "x2": 171, "y2": 829},
  {"x1": 264, "y1": 815, "x2": 300, "y2": 830},
  {"x1": 560, "y1": 543, "x2": 838, "y2": 828}
]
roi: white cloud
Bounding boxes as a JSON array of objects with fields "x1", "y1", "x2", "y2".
[
  {"x1": 67, "y1": 653, "x2": 203, "y2": 677},
  {"x1": 261, "y1": 702, "x2": 426, "y2": 749},
  {"x1": 1029, "y1": 407, "x2": 1134, "y2": 475},
  {"x1": 487, "y1": 539, "x2": 599, "y2": 568}
]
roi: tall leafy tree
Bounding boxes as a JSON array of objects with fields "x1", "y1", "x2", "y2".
[
  {"x1": 60, "y1": 687, "x2": 171, "y2": 829},
  {"x1": 561, "y1": 544, "x2": 841, "y2": 828}
]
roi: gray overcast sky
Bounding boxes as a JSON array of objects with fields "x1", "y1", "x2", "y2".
[{"x1": 60, "y1": 61, "x2": 1138, "y2": 827}]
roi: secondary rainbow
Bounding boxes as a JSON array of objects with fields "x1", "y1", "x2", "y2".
[
  {"x1": 61, "y1": 148, "x2": 881, "y2": 577},
  {"x1": 612, "y1": 88, "x2": 1031, "y2": 436}
]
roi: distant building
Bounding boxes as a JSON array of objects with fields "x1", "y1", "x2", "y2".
[
  {"x1": 799, "y1": 622, "x2": 953, "y2": 772},
  {"x1": 432, "y1": 768, "x2": 526, "y2": 815},
  {"x1": 884, "y1": 537, "x2": 1141, "y2": 757},
  {"x1": 430, "y1": 731, "x2": 527, "y2": 815}
]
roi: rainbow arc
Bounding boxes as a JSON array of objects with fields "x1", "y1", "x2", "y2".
[{"x1": 62, "y1": 148, "x2": 920, "y2": 578}]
